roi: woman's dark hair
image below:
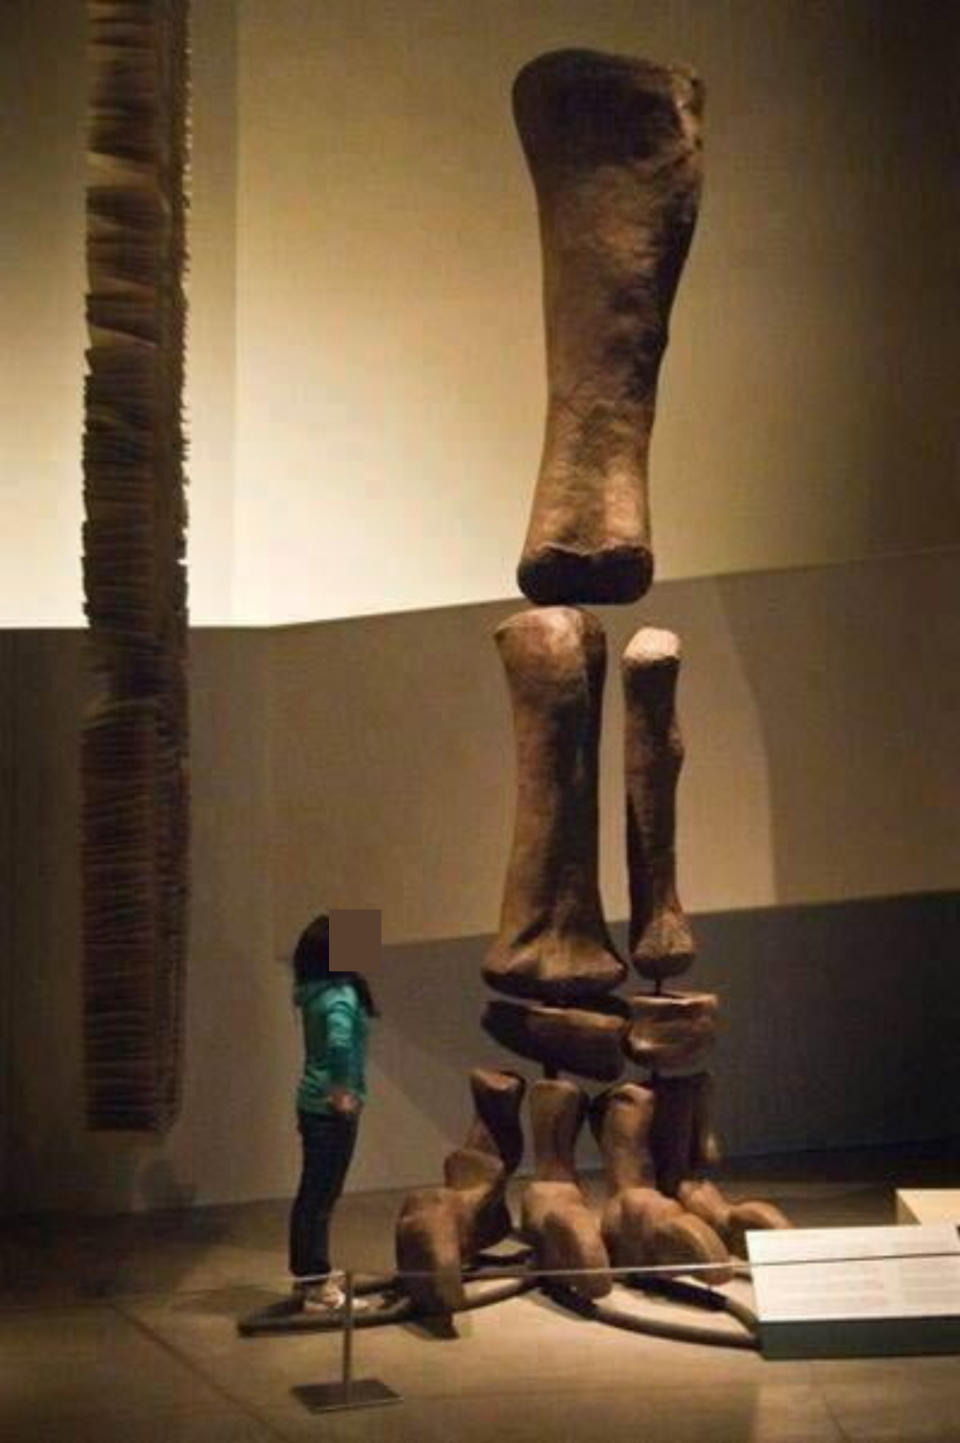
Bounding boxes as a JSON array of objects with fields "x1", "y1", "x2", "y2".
[
  {"x1": 292, "y1": 914, "x2": 380, "y2": 1017},
  {"x1": 293, "y1": 914, "x2": 331, "y2": 981}
]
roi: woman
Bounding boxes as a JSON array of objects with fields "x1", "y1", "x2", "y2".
[{"x1": 288, "y1": 913, "x2": 378, "y2": 1313}]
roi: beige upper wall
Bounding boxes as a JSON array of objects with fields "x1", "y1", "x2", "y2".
[
  {"x1": 2, "y1": 1, "x2": 956, "y2": 627},
  {"x1": 0, "y1": 0, "x2": 86, "y2": 626},
  {"x1": 234, "y1": 0, "x2": 959, "y2": 624},
  {"x1": 267, "y1": 548, "x2": 960, "y2": 952}
]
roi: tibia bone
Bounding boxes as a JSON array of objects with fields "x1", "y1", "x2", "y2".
[{"x1": 484, "y1": 608, "x2": 626, "y2": 1004}]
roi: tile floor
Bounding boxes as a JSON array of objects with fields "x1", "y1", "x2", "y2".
[{"x1": 2, "y1": 1142, "x2": 958, "y2": 1442}]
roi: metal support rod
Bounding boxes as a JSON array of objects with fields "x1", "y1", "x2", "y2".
[
  {"x1": 342, "y1": 1271, "x2": 355, "y2": 1402},
  {"x1": 289, "y1": 1271, "x2": 400, "y2": 1413}
]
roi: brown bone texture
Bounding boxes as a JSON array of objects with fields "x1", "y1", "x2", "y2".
[
  {"x1": 591, "y1": 1083, "x2": 732, "y2": 1283},
  {"x1": 678, "y1": 1179, "x2": 791, "y2": 1260},
  {"x1": 624, "y1": 990, "x2": 718, "y2": 1071},
  {"x1": 484, "y1": 608, "x2": 626, "y2": 1004},
  {"x1": 483, "y1": 998, "x2": 627, "y2": 1081},
  {"x1": 513, "y1": 48, "x2": 703, "y2": 606},
  {"x1": 395, "y1": 1187, "x2": 466, "y2": 1313},
  {"x1": 642, "y1": 1074, "x2": 791, "y2": 1256},
  {"x1": 648, "y1": 1073, "x2": 719, "y2": 1197},
  {"x1": 623, "y1": 628, "x2": 696, "y2": 981},
  {"x1": 396, "y1": 1069, "x2": 526, "y2": 1312},
  {"x1": 590, "y1": 1081, "x2": 657, "y2": 1192},
  {"x1": 521, "y1": 1078, "x2": 612, "y2": 1298},
  {"x1": 463, "y1": 1067, "x2": 527, "y2": 1176}
]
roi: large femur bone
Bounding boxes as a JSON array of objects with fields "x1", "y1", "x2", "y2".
[
  {"x1": 513, "y1": 48, "x2": 703, "y2": 606},
  {"x1": 484, "y1": 607, "x2": 626, "y2": 1004},
  {"x1": 623, "y1": 627, "x2": 695, "y2": 981}
]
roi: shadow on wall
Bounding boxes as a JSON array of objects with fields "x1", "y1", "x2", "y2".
[
  {"x1": 692, "y1": 552, "x2": 960, "y2": 1157},
  {"x1": 715, "y1": 551, "x2": 960, "y2": 908},
  {"x1": 353, "y1": 933, "x2": 524, "y2": 1192},
  {"x1": 689, "y1": 894, "x2": 960, "y2": 1159},
  {"x1": 361, "y1": 892, "x2": 960, "y2": 1193}
]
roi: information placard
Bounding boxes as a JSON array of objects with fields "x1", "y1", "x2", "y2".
[{"x1": 747, "y1": 1224, "x2": 960, "y2": 1359}]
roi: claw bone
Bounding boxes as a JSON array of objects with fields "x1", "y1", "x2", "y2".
[
  {"x1": 396, "y1": 1069, "x2": 526, "y2": 1312},
  {"x1": 591, "y1": 1083, "x2": 732, "y2": 1284},
  {"x1": 521, "y1": 1078, "x2": 612, "y2": 1298},
  {"x1": 678, "y1": 1178, "x2": 791, "y2": 1259}
]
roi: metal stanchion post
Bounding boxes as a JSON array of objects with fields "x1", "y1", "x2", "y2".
[
  {"x1": 292, "y1": 1270, "x2": 401, "y2": 1414},
  {"x1": 342, "y1": 1270, "x2": 354, "y2": 1403}
]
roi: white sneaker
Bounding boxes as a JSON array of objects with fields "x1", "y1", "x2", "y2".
[{"x1": 297, "y1": 1275, "x2": 370, "y2": 1315}]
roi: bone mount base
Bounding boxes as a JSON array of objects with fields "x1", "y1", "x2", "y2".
[{"x1": 513, "y1": 50, "x2": 702, "y2": 606}]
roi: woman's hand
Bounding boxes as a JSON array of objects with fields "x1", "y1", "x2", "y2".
[{"x1": 330, "y1": 1087, "x2": 360, "y2": 1116}]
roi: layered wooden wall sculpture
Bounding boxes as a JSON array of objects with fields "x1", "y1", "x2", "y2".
[
  {"x1": 82, "y1": 0, "x2": 191, "y2": 1130},
  {"x1": 395, "y1": 49, "x2": 788, "y2": 1317}
]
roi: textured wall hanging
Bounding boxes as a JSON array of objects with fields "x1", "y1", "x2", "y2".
[{"x1": 82, "y1": 0, "x2": 190, "y2": 1131}]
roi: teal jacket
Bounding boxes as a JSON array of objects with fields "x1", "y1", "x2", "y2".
[{"x1": 295, "y1": 979, "x2": 370, "y2": 1115}]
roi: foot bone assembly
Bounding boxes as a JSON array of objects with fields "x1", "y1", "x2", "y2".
[{"x1": 242, "y1": 47, "x2": 789, "y2": 1348}]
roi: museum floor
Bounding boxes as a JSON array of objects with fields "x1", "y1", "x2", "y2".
[{"x1": 2, "y1": 1141, "x2": 959, "y2": 1443}]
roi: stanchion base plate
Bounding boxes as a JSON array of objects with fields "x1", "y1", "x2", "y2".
[{"x1": 293, "y1": 1378, "x2": 401, "y2": 1413}]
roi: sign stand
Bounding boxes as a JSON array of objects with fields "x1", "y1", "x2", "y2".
[{"x1": 292, "y1": 1272, "x2": 401, "y2": 1413}]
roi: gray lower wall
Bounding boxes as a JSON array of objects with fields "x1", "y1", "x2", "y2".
[
  {"x1": 1, "y1": 550, "x2": 958, "y2": 1213},
  {"x1": 369, "y1": 892, "x2": 960, "y2": 1185}
]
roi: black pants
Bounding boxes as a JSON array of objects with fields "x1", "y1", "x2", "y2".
[{"x1": 288, "y1": 1108, "x2": 358, "y2": 1280}]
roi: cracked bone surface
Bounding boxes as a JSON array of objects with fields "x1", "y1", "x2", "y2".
[
  {"x1": 623, "y1": 628, "x2": 696, "y2": 981},
  {"x1": 483, "y1": 998, "x2": 627, "y2": 1081},
  {"x1": 395, "y1": 1069, "x2": 526, "y2": 1313},
  {"x1": 592, "y1": 1082, "x2": 732, "y2": 1283},
  {"x1": 521, "y1": 1078, "x2": 612, "y2": 1298},
  {"x1": 513, "y1": 48, "x2": 703, "y2": 606},
  {"x1": 624, "y1": 990, "x2": 718, "y2": 1071},
  {"x1": 484, "y1": 607, "x2": 626, "y2": 1004}
]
